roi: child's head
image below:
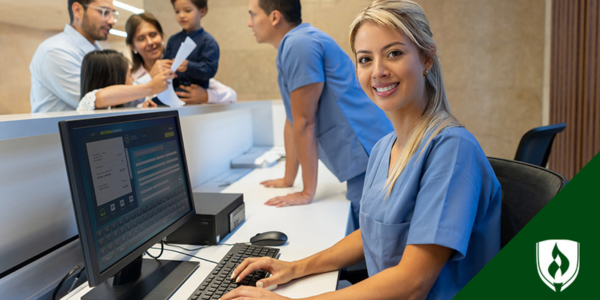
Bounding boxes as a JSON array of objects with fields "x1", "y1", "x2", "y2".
[
  {"x1": 170, "y1": 0, "x2": 208, "y2": 32},
  {"x1": 80, "y1": 50, "x2": 130, "y2": 99}
]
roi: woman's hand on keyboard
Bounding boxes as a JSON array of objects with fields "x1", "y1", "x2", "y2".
[
  {"x1": 220, "y1": 286, "x2": 289, "y2": 300},
  {"x1": 231, "y1": 257, "x2": 296, "y2": 288}
]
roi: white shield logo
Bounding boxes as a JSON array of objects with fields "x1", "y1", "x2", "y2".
[{"x1": 536, "y1": 239, "x2": 580, "y2": 292}]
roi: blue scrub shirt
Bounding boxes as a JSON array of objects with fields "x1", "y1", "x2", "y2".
[
  {"x1": 276, "y1": 23, "x2": 393, "y2": 220},
  {"x1": 360, "y1": 127, "x2": 501, "y2": 299}
]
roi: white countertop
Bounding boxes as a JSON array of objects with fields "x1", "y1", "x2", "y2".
[{"x1": 64, "y1": 160, "x2": 350, "y2": 299}]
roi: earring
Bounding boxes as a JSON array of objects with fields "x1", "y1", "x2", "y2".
[
  {"x1": 423, "y1": 69, "x2": 429, "y2": 77},
  {"x1": 133, "y1": 50, "x2": 138, "y2": 55}
]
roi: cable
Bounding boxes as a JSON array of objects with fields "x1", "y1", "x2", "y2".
[
  {"x1": 67, "y1": 266, "x2": 86, "y2": 294},
  {"x1": 163, "y1": 242, "x2": 235, "y2": 252},
  {"x1": 162, "y1": 242, "x2": 236, "y2": 254},
  {"x1": 52, "y1": 264, "x2": 84, "y2": 300},
  {"x1": 150, "y1": 247, "x2": 218, "y2": 264},
  {"x1": 145, "y1": 240, "x2": 164, "y2": 259},
  {"x1": 147, "y1": 242, "x2": 235, "y2": 264},
  {"x1": 164, "y1": 242, "x2": 208, "y2": 252}
]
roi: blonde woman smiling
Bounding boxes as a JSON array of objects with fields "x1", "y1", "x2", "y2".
[{"x1": 222, "y1": 1, "x2": 501, "y2": 299}]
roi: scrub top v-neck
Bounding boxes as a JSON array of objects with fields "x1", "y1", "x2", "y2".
[{"x1": 359, "y1": 128, "x2": 501, "y2": 300}]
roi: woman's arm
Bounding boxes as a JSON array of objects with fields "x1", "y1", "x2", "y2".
[
  {"x1": 312, "y1": 244, "x2": 452, "y2": 300},
  {"x1": 291, "y1": 228, "x2": 366, "y2": 280},
  {"x1": 206, "y1": 79, "x2": 237, "y2": 103},
  {"x1": 173, "y1": 81, "x2": 236, "y2": 104},
  {"x1": 224, "y1": 243, "x2": 452, "y2": 300},
  {"x1": 175, "y1": 84, "x2": 209, "y2": 104},
  {"x1": 228, "y1": 229, "x2": 365, "y2": 290},
  {"x1": 95, "y1": 69, "x2": 173, "y2": 108}
]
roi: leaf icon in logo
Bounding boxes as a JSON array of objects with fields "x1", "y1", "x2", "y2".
[{"x1": 548, "y1": 243, "x2": 570, "y2": 280}]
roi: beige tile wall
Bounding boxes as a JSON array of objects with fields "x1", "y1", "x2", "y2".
[
  {"x1": 145, "y1": 0, "x2": 546, "y2": 159},
  {"x1": 424, "y1": 0, "x2": 547, "y2": 158},
  {"x1": 0, "y1": 0, "x2": 546, "y2": 160},
  {"x1": 0, "y1": 23, "x2": 56, "y2": 115}
]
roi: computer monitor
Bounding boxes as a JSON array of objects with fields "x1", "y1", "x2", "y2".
[{"x1": 59, "y1": 111, "x2": 198, "y2": 300}]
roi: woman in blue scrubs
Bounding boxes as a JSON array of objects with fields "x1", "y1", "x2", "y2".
[{"x1": 223, "y1": 1, "x2": 501, "y2": 299}]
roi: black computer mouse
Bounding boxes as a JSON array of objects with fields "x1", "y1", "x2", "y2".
[{"x1": 250, "y1": 231, "x2": 288, "y2": 246}]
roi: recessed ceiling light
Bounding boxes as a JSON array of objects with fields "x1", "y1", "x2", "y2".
[
  {"x1": 109, "y1": 29, "x2": 128, "y2": 37},
  {"x1": 114, "y1": 1, "x2": 144, "y2": 14}
]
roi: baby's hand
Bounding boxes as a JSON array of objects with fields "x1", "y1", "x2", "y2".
[{"x1": 177, "y1": 60, "x2": 189, "y2": 72}]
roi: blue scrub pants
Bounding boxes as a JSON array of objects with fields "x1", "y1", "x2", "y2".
[{"x1": 346, "y1": 172, "x2": 366, "y2": 230}]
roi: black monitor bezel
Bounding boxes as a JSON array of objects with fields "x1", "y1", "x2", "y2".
[{"x1": 59, "y1": 110, "x2": 196, "y2": 287}]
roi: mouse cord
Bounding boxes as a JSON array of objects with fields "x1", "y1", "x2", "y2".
[
  {"x1": 163, "y1": 242, "x2": 208, "y2": 252},
  {"x1": 149, "y1": 247, "x2": 218, "y2": 264},
  {"x1": 163, "y1": 242, "x2": 235, "y2": 252},
  {"x1": 145, "y1": 240, "x2": 164, "y2": 259},
  {"x1": 161, "y1": 242, "x2": 236, "y2": 264}
]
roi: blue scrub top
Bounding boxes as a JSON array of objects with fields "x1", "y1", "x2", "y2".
[
  {"x1": 360, "y1": 127, "x2": 501, "y2": 300},
  {"x1": 276, "y1": 23, "x2": 393, "y2": 182}
]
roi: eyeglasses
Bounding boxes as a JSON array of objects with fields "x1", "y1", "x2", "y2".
[{"x1": 84, "y1": 4, "x2": 119, "y2": 23}]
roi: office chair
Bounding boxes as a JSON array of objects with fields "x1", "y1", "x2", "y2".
[
  {"x1": 488, "y1": 157, "x2": 566, "y2": 248},
  {"x1": 514, "y1": 123, "x2": 566, "y2": 167}
]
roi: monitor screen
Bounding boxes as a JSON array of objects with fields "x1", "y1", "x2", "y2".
[{"x1": 59, "y1": 111, "x2": 198, "y2": 296}]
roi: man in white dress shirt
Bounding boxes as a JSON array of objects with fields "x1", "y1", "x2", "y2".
[{"x1": 30, "y1": 0, "x2": 117, "y2": 113}]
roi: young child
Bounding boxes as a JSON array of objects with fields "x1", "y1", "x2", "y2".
[
  {"x1": 164, "y1": 0, "x2": 219, "y2": 90},
  {"x1": 77, "y1": 50, "x2": 174, "y2": 111}
]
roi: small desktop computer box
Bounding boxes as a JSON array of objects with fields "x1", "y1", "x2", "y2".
[{"x1": 167, "y1": 192, "x2": 245, "y2": 245}]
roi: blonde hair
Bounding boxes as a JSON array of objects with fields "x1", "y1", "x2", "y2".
[{"x1": 349, "y1": 0, "x2": 462, "y2": 196}]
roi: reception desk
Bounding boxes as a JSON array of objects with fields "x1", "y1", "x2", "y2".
[
  {"x1": 63, "y1": 159, "x2": 350, "y2": 299},
  {"x1": 0, "y1": 102, "x2": 301, "y2": 299}
]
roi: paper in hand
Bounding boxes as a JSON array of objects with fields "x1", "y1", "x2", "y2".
[
  {"x1": 157, "y1": 36, "x2": 197, "y2": 107},
  {"x1": 171, "y1": 37, "x2": 197, "y2": 72}
]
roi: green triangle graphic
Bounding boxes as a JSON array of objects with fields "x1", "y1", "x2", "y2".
[{"x1": 454, "y1": 153, "x2": 600, "y2": 299}]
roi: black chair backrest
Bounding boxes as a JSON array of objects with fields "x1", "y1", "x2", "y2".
[
  {"x1": 488, "y1": 157, "x2": 566, "y2": 248},
  {"x1": 514, "y1": 123, "x2": 566, "y2": 167}
]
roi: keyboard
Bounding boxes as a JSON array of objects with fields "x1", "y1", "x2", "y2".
[{"x1": 188, "y1": 243, "x2": 280, "y2": 300}]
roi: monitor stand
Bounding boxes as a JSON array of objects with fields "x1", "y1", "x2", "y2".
[{"x1": 82, "y1": 256, "x2": 198, "y2": 300}]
